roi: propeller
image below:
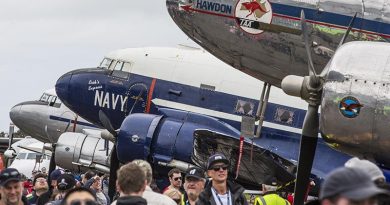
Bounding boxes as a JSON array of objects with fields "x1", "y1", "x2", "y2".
[
  {"x1": 5, "y1": 124, "x2": 15, "y2": 167},
  {"x1": 98, "y1": 110, "x2": 119, "y2": 201},
  {"x1": 281, "y1": 10, "x2": 356, "y2": 205}
]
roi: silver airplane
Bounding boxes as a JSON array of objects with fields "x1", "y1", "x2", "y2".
[
  {"x1": 167, "y1": 0, "x2": 390, "y2": 204},
  {"x1": 9, "y1": 88, "x2": 99, "y2": 143},
  {"x1": 8, "y1": 89, "x2": 109, "y2": 174}
]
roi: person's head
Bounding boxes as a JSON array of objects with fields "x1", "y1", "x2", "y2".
[
  {"x1": 184, "y1": 167, "x2": 206, "y2": 202},
  {"x1": 61, "y1": 187, "x2": 97, "y2": 205},
  {"x1": 207, "y1": 153, "x2": 229, "y2": 183},
  {"x1": 89, "y1": 175, "x2": 101, "y2": 191},
  {"x1": 0, "y1": 168, "x2": 23, "y2": 205},
  {"x1": 131, "y1": 160, "x2": 153, "y2": 185},
  {"x1": 168, "y1": 168, "x2": 182, "y2": 189},
  {"x1": 57, "y1": 174, "x2": 76, "y2": 193},
  {"x1": 50, "y1": 169, "x2": 64, "y2": 188},
  {"x1": 345, "y1": 157, "x2": 386, "y2": 185},
  {"x1": 82, "y1": 171, "x2": 96, "y2": 184},
  {"x1": 262, "y1": 177, "x2": 278, "y2": 193},
  {"x1": 165, "y1": 189, "x2": 182, "y2": 204},
  {"x1": 33, "y1": 173, "x2": 48, "y2": 193},
  {"x1": 320, "y1": 167, "x2": 389, "y2": 205},
  {"x1": 116, "y1": 162, "x2": 147, "y2": 196}
]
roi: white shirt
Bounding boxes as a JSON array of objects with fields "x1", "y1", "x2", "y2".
[{"x1": 211, "y1": 188, "x2": 232, "y2": 205}]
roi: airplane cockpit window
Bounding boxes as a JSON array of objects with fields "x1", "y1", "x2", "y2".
[
  {"x1": 27, "y1": 153, "x2": 42, "y2": 160},
  {"x1": 16, "y1": 153, "x2": 26, "y2": 159},
  {"x1": 110, "y1": 60, "x2": 131, "y2": 79},
  {"x1": 99, "y1": 58, "x2": 113, "y2": 69},
  {"x1": 39, "y1": 93, "x2": 61, "y2": 108}
]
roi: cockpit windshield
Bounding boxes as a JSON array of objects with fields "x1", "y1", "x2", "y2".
[
  {"x1": 99, "y1": 58, "x2": 113, "y2": 69},
  {"x1": 39, "y1": 93, "x2": 61, "y2": 108},
  {"x1": 99, "y1": 58, "x2": 132, "y2": 73}
]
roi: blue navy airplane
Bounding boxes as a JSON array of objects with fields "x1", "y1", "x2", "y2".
[{"x1": 54, "y1": 45, "x2": 360, "y2": 197}]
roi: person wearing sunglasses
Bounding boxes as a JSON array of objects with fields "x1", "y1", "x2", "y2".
[
  {"x1": 0, "y1": 168, "x2": 29, "y2": 205},
  {"x1": 196, "y1": 153, "x2": 248, "y2": 205},
  {"x1": 181, "y1": 167, "x2": 206, "y2": 205},
  {"x1": 163, "y1": 168, "x2": 183, "y2": 198}
]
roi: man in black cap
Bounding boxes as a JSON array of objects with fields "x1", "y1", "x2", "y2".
[
  {"x1": 46, "y1": 174, "x2": 77, "y2": 205},
  {"x1": 0, "y1": 168, "x2": 29, "y2": 205},
  {"x1": 319, "y1": 167, "x2": 389, "y2": 205},
  {"x1": 26, "y1": 173, "x2": 49, "y2": 205},
  {"x1": 254, "y1": 177, "x2": 290, "y2": 205},
  {"x1": 181, "y1": 167, "x2": 206, "y2": 205},
  {"x1": 197, "y1": 153, "x2": 248, "y2": 205}
]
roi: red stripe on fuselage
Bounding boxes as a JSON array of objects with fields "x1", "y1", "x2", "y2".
[
  {"x1": 182, "y1": 5, "x2": 390, "y2": 38},
  {"x1": 146, "y1": 78, "x2": 157, "y2": 113}
]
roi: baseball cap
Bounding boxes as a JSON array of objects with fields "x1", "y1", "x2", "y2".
[
  {"x1": 345, "y1": 157, "x2": 385, "y2": 182},
  {"x1": 33, "y1": 173, "x2": 47, "y2": 185},
  {"x1": 207, "y1": 153, "x2": 230, "y2": 170},
  {"x1": 320, "y1": 167, "x2": 389, "y2": 201},
  {"x1": 57, "y1": 174, "x2": 76, "y2": 191},
  {"x1": 50, "y1": 169, "x2": 63, "y2": 181},
  {"x1": 264, "y1": 177, "x2": 278, "y2": 186},
  {"x1": 0, "y1": 168, "x2": 21, "y2": 186},
  {"x1": 185, "y1": 167, "x2": 205, "y2": 180}
]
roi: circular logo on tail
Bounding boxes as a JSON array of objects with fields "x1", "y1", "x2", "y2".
[
  {"x1": 234, "y1": 0, "x2": 272, "y2": 35},
  {"x1": 339, "y1": 96, "x2": 363, "y2": 118}
]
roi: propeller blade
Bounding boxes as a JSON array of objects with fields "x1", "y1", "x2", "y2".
[
  {"x1": 338, "y1": 12, "x2": 357, "y2": 48},
  {"x1": 48, "y1": 144, "x2": 56, "y2": 190},
  {"x1": 294, "y1": 105, "x2": 319, "y2": 205},
  {"x1": 300, "y1": 10, "x2": 317, "y2": 77},
  {"x1": 108, "y1": 144, "x2": 119, "y2": 201},
  {"x1": 8, "y1": 124, "x2": 14, "y2": 150},
  {"x1": 99, "y1": 110, "x2": 117, "y2": 136}
]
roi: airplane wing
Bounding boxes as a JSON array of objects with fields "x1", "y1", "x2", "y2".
[
  {"x1": 17, "y1": 145, "x2": 51, "y2": 157},
  {"x1": 193, "y1": 129, "x2": 295, "y2": 190}
]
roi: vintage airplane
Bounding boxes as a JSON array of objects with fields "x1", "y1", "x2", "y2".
[
  {"x1": 9, "y1": 88, "x2": 99, "y2": 143},
  {"x1": 8, "y1": 88, "x2": 109, "y2": 176},
  {"x1": 54, "y1": 46, "x2": 361, "y2": 198},
  {"x1": 166, "y1": 0, "x2": 390, "y2": 204}
]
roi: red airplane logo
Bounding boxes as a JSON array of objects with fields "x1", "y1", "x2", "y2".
[{"x1": 241, "y1": 0, "x2": 268, "y2": 18}]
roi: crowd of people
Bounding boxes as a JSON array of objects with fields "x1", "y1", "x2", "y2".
[{"x1": 0, "y1": 154, "x2": 389, "y2": 205}]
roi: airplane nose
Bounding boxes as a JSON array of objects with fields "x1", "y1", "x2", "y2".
[
  {"x1": 55, "y1": 71, "x2": 73, "y2": 102},
  {"x1": 9, "y1": 104, "x2": 22, "y2": 125}
]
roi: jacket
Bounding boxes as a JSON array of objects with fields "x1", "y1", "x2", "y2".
[
  {"x1": 116, "y1": 196, "x2": 147, "y2": 205},
  {"x1": 254, "y1": 192, "x2": 290, "y2": 205},
  {"x1": 196, "y1": 180, "x2": 248, "y2": 205}
]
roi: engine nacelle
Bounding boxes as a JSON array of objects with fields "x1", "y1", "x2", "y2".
[
  {"x1": 4, "y1": 149, "x2": 16, "y2": 159},
  {"x1": 116, "y1": 108, "x2": 240, "y2": 175},
  {"x1": 320, "y1": 42, "x2": 390, "y2": 165},
  {"x1": 55, "y1": 132, "x2": 112, "y2": 173}
]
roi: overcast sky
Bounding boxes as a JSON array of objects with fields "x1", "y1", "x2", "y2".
[{"x1": 0, "y1": 0, "x2": 197, "y2": 132}]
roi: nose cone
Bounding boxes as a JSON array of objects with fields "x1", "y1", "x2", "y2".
[
  {"x1": 55, "y1": 71, "x2": 72, "y2": 105},
  {"x1": 9, "y1": 104, "x2": 22, "y2": 126},
  {"x1": 9, "y1": 101, "x2": 50, "y2": 142}
]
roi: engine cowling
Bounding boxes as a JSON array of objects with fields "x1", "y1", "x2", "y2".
[
  {"x1": 320, "y1": 42, "x2": 390, "y2": 165},
  {"x1": 116, "y1": 108, "x2": 240, "y2": 174},
  {"x1": 55, "y1": 132, "x2": 112, "y2": 173}
]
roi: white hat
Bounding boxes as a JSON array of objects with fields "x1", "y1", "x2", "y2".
[{"x1": 345, "y1": 157, "x2": 385, "y2": 182}]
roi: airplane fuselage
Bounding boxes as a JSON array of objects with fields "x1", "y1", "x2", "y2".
[
  {"x1": 167, "y1": 0, "x2": 390, "y2": 86},
  {"x1": 56, "y1": 47, "x2": 353, "y2": 179}
]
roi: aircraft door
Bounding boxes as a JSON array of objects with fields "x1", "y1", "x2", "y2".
[{"x1": 124, "y1": 82, "x2": 148, "y2": 116}]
